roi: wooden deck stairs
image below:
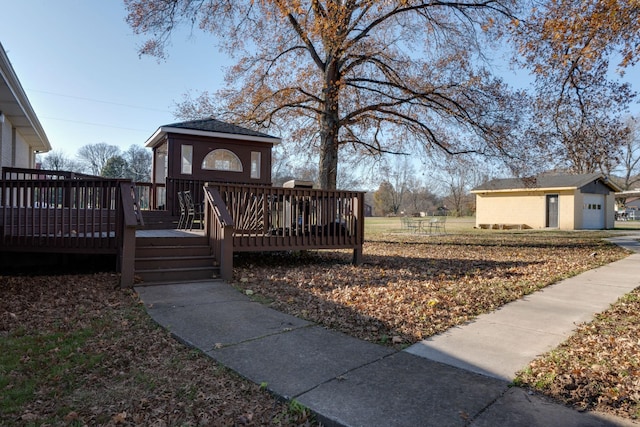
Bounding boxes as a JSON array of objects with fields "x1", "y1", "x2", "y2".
[
  {"x1": 134, "y1": 233, "x2": 219, "y2": 285},
  {"x1": 140, "y1": 210, "x2": 179, "y2": 230}
]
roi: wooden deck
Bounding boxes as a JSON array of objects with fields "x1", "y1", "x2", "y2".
[{"x1": 1, "y1": 169, "x2": 364, "y2": 287}]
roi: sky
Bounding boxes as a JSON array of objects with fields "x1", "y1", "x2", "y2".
[
  {"x1": 1, "y1": 0, "x2": 639, "y2": 164},
  {"x1": 0, "y1": 0, "x2": 231, "y2": 158}
]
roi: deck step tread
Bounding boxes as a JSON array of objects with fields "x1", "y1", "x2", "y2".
[
  {"x1": 135, "y1": 254, "x2": 214, "y2": 261},
  {"x1": 134, "y1": 278, "x2": 222, "y2": 287},
  {"x1": 136, "y1": 266, "x2": 218, "y2": 273}
]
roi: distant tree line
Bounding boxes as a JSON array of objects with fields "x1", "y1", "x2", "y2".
[{"x1": 39, "y1": 142, "x2": 152, "y2": 182}]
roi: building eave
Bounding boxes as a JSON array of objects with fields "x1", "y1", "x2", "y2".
[
  {"x1": 471, "y1": 186, "x2": 578, "y2": 195},
  {"x1": 144, "y1": 126, "x2": 282, "y2": 148},
  {"x1": 0, "y1": 42, "x2": 51, "y2": 153}
]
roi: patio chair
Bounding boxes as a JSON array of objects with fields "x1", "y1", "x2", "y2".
[
  {"x1": 183, "y1": 190, "x2": 204, "y2": 230},
  {"x1": 177, "y1": 191, "x2": 187, "y2": 229},
  {"x1": 402, "y1": 216, "x2": 420, "y2": 233},
  {"x1": 428, "y1": 216, "x2": 447, "y2": 234}
]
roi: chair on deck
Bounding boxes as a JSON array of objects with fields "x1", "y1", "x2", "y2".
[
  {"x1": 177, "y1": 191, "x2": 187, "y2": 229},
  {"x1": 183, "y1": 190, "x2": 204, "y2": 230}
]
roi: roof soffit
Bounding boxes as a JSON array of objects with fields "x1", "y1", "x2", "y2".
[
  {"x1": 0, "y1": 43, "x2": 51, "y2": 152},
  {"x1": 144, "y1": 126, "x2": 281, "y2": 148}
]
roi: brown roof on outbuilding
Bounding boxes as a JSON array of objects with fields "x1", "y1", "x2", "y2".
[{"x1": 472, "y1": 173, "x2": 620, "y2": 192}]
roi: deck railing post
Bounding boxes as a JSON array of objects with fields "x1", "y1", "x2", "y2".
[
  {"x1": 353, "y1": 192, "x2": 364, "y2": 265},
  {"x1": 118, "y1": 182, "x2": 143, "y2": 288},
  {"x1": 220, "y1": 224, "x2": 234, "y2": 281},
  {"x1": 119, "y1": 224, "x2": 137, "y2": 287},
  {"x1": 204, "y1": 184, "x2": 236, "y2": 282}
]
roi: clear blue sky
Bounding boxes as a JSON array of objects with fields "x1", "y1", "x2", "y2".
[
  {"x1": 1, "y1": 1, "x2": 638, "y2": 163},
  {"x1": 0, "y1": 0, "x2": 230, "y2": 158}
]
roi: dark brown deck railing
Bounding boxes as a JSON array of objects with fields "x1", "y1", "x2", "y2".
[
  {"x1": 0, "y1": 173, "x2": 143, "y2": 287},
  {"x1": 133, "y1": 182, "x2": 165, "y2": 211},
  {"x1": 204, "y1": 182, "x2": 364, "y2": 264},
  {"x1": 167, "y1": 178, "x2": 271, "y2": 216},
  {"x1": 118, "y1": 182, "x2": 144, "y2": 287},
  {"x1": 2, "y1": 166, "x2": 104, "y2": 181},
  {"x1": 0, "y1": 178, "x2": 123, "y2": 252}
]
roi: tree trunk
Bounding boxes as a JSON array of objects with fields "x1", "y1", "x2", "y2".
[
  {"x1": 318, "y1": 63, "x2": 340, "y2": 190},
  {"x1": 318, "y1": 126, "x2": 339, "y2": 190}
]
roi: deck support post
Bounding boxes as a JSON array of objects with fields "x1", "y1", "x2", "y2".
[{"x1": 353, "y1": 246, "x2": 363, "y2": 265}]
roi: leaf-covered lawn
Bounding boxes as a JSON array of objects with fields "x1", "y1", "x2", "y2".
[
  {"x1": 515, "y1": 289, "x2": 640, "y2": 420},
  {"x1": 0, "y1": 274, "x2": 316, "y2": 426},
  {"x1": 233, "y1": 232, "x2": 628, "y2": 345}
]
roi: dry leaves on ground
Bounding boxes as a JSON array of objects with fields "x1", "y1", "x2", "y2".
[
  {"x1": 0, "y1": 273, "x2": 316, "y2": 426},
  {"x1": 234, "y1": 232, "x2": 627, "y2": 345},
  {"x1": 516, "y1": 289, "x2": 640, "y2": 420}
]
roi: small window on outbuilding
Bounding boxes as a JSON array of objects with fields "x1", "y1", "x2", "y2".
[
  {"x1": 202, "y1": 149, "x2": 243, "y2": 172},
  {"x1": 250, "y1": 151, "x2": 261, "y2": 179}
]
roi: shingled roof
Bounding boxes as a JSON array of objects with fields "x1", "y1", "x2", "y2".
[
  {"x1": 163, "y1": 118, "x2": 278, "y2": 139},
  {"x1": 472, "y1": 173, "x2": 620, "y2": 192},
  {"x1": 144, "y1": 118, "x2": 280, "y2": 148}
]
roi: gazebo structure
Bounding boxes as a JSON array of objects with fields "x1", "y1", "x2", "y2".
[{"x1": 143, "y1": 118, "x2": 279, "y2": 214}]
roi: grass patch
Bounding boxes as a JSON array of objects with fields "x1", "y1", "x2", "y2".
[
  {"x1": 0, "y1": 273, "x2": 316, "y2": 426},
  {"x1": 0, "y1": 329, "x2": 101, "y2": 416}
]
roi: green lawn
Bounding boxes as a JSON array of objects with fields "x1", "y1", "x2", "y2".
[
  {"x1": 364, "y1": 216, "x2": 640, "y2": 238},
  {"x1": 364, "y1": 216, "x2": 476, "y2": 237}
]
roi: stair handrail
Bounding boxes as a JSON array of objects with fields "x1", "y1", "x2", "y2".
[
  {"x1": 203, "y1": 183, "x2": 235, "y2": 281},
  {"x1": 118, "y1": 181, "x2": 144, "y2": 288}
]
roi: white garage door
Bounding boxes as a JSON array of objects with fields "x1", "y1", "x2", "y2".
[{"x1": 583, "y1": 194, "x2": 605, "y2": 229}]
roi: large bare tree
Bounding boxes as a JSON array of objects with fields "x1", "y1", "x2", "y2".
[
  {"x1": 513, "y1": 0, "x2": 638, "y2": 174},
  {"x1": 39, "y1": 150, "x2": 85, "y2": 173},
  {"x1": 616, "y1": 115, "x2": 640, "y2": 190},
  {"x1": 126, "y1": 0, "x2": 519, "y2": 189},
  {"x1": 77, "y1": 142, "x2": 121, "y2": 177}
]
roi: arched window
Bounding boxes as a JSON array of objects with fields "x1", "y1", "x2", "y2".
[{"x1": 202, "y1": 149, "x2": 243, "y2": 172}]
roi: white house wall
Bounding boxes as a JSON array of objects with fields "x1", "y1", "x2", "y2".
[
  {"x1": 0, "y1": 116, "x2": 34, "y2": 169},
  {"x1": 13, "y1": 125, "x2": 32, "y2": 167},
  {"x1": 0, "y1": 117, "x2": 11, "y2": 169}
]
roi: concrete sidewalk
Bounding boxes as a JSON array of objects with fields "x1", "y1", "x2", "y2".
[
  {"x1": 136, "y1": 233, "x2": 640, "y2": 426},
  {"x1": 406, "y1": 234, "x2": 640, "y2": 381}
]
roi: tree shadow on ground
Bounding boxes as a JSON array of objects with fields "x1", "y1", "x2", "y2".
[{"x1": 233, "y1": 250, "x2": 544, "y2": 346}]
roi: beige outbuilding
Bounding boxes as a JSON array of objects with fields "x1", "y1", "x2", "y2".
[{"x1": 471, "y1": 173, "x2": 621, "y2": 230}]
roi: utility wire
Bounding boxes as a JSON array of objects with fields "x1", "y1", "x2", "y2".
[{"x1": 27, "y1": 89, "x2": 171, "y2": 113}]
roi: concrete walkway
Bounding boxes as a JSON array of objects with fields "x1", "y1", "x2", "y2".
[
  {"x1": 406, "y1": 233, "x2": 640, "y2": 381},
  {"x1": 136, "y1": 232, "x2": 640, "y2": 427}
]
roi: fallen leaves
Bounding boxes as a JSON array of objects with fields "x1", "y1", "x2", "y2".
[
  {"x1": 0, "y1": 273, "x2": 314, "y2": 426},
  {"x1": 233, "y1": 232, "x2": 628, "y2": 345},
  {"x1": 516, "y1": 290, "x2": 640, "y2": 420}
]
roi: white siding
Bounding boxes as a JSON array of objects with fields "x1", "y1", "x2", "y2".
[
  {"x1": 14, "y1": 128, "x2": 32, "y2": 168},
  {"x1": 0, "y1": 117, "x2": 34, "y2": 168},
  {"x1": 1, "y1": 119, "x2": 12, "y2": 169}
]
